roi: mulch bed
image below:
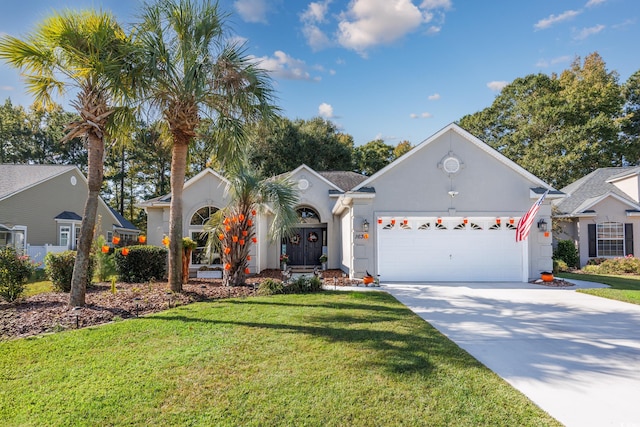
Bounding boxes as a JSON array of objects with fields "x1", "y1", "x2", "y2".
[
  {"x1": 0, "y1": 269, "x2": 359, "y2": 340},
  {"x1": 531, "y1": 278, "x2": 575, "y2": 287}
]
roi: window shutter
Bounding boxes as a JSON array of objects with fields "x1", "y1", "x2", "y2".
[
  {"x1": 588, "y1": 224, "x2": 597, "y2": 257},
  {"x1": 625, "y1": 223, "x2": 634, "y2": 256}
]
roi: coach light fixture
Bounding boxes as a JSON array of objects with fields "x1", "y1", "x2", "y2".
[
  {"x1": 362, "y1": 219, "x2": 369, "y2": 232},
  {"x1": 537, "y1": 219, "x2": 548, "y2": 232}
]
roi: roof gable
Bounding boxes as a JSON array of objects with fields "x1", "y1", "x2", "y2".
[
  {"x1": 555, "y1": 167, "x2": 640, "y2": 215},
  {"x1": 353, "y1": 123, "x2": 552, "y2": 191},
  {"x1": 0, "y1": 164, "x2": 77, "y2": 202},
  {"x1": 285, "y1": 164, "x2": 344, "y2": 192}
]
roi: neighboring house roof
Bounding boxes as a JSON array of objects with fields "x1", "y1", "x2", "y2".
[
  {"x1": 55, "y1": 211, "x2": 82, "y2": 221},
  {"x1": 108, "y1": 206, "x2": 139, "y2": 231},
  {"x1": 316, "y1": 171, "x2": 368, "y2": 192},
  {"x1": 554, "y1": 167, "x2": 640, "y2": 215},
  {"x1": 0, "y1": 164, "x2": 76, "y2": 202}
]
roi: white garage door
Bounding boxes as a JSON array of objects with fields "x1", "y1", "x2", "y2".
[{"x1": 377, "y1": 217, "x2": 523, "y2": 282}]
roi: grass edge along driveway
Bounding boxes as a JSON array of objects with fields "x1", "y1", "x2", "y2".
[
  {"x1": 559, "y1": 272, "x2": 640, "y2": 305},
  {"x1": 0, "y1": 291, "x2": 560, "y2": 426}
]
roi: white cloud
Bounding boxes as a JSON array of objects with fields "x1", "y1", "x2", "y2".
[
  {"x1": 534, "y1": 10, "x2": 581, "y2": 30},
  {"x1": 0, "y1": 85, "x2": 14, "y2": 91},
  {"x1": 318, "y1": 102, "x2": 335, "y2": 118},
  {"x1": 428, "y1": 93, "x2": 440, "y2": 101},
  {"x1": 574, "y1": 24, "x2": 605, "y2": 40},
  {"x1": 301, "y1": 1, "x2": 334, "y2": 50},
  {"x1": 487, "y1": 81, "x2": 508, "y2": 91},
  {"x1": 535, "y1": 55, "x2": 572, "y2": 67},
  {"x1": 336, "y1": 0, "x2": 428, "y2": 54},
  {"x1": 585, "y1": 0, "x2": 607, "y2": 7},
  {"x1": 234, "y1": 0, "x2": 269, "y2": 24},
  {"x1": 409, "y1": 112, "x2": 433, "y2": 119},
  {"x1": 251, "y1": 51, "x2": 317, "y2": 81},
  {"x1": 420, "y1": 0, "x2": 452, "y2": 8}
]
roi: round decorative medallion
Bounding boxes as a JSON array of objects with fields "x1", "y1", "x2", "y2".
[
  {"x1": 70, "y1": 176, "x2": 77, "y2": 186},
  {"x1": 442, "y1": 156, "x2": 460, "y2": 174},
  {"x1": 298, "y1": 179, "x2": 309, "y2": 190}
]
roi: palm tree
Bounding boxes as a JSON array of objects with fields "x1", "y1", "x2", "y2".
[
  {"x1": 204, "y1": 166, "x2": 298, "y2": 287},
  {"x1": 0, "y1": 10, "x2": 137, "y2": 306},
  {"x1": 136, "y1": 0, "x2": 279, "y2": 292}
]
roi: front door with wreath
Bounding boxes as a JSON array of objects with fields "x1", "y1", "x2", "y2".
[{"x1": 286, "y1": 228, "x2": 323, "y2": 266}]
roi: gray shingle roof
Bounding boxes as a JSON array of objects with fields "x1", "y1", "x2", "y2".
[
  {"x1": 554, "y1": 167, "x2": 640, "y2": 215},
  {"x1": 317, "y1": 171, "x2": 368, "y2": 191},
  {"x1": 0, "y1": 164, "x2": 76, "y2": 200}
]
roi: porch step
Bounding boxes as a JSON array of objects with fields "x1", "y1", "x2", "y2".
[{"x1": 289, "y1": 265, "x2": 320, "y2": 273}]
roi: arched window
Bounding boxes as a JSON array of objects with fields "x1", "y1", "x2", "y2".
[
  {"x1": 297, "y1": 207, "x2": 320, "y2": 224},
  {"x1": 190, "y1": 206, "x2": 218, "y2": 225},
  {"x1": 189, "y1": 206, "x2": 219, "y2": 265}
]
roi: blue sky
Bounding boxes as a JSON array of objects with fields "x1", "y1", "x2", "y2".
[{"x1": 0, "y1": 0, "x2": 638, "y2": 147}]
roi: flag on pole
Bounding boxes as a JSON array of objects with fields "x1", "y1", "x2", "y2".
[{"x1": 515, "y1": 190, "x2": 549, "y2": 242}]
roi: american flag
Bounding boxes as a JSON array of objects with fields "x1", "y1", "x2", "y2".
[{"x1": 515, "y1": 190, "x2": 549, "y2": 242}]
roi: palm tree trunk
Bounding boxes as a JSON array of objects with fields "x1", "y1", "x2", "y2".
[
  {"x1": 168, "y1": 140, "x2": 189, "y2": 292},
  {"x1": 69, "y1": 134, "x2": 104, "y2": 306}
]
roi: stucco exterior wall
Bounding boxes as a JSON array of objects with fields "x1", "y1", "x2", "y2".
[
  {"x1": 611, "y1": 176, "x2": 639, "y2": 202},
  {"x1": 350, "y1": 128, "x2": 552, "y2": 280},
  {"x1": 575, "y1": 197, "x2": 640, "y2": 266}
]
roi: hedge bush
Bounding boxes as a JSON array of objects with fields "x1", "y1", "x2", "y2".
[
  {"x1": 257, "y1": 275, "x2": 322, "y2": 296},
  {"x1": 44, "y1": 251, "x2": 95, "y2": 292},
  {"x1": 553, "y1": 240, "x2": 579, "y2": 269},
  {"x1": 0, "y1": 247, "x2": 35, "y2": 302},
  {"x1": 114, "y1": 245, "x2": 167, "y2": 283},
  {"x1": 583, "y1": 256, "x2": 640, "y2": 275}
]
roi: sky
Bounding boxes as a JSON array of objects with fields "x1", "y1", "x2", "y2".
[{"x1": 0, "y1": 0, "x2": 639, "y2": 147}]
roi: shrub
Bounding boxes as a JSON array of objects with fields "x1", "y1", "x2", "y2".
[
  {"x1": 586, "y1": 258, "x2": 607, "y2": 266},
  {"x1": 0, "y1": 247, "x2": 35, "y2": 302},
  {"x1": 257, "y1": 278, "x2": 284, "y2": 296},
  {"x1": 45, "y1": 251, "x2": 95, "y2": 292},
  {"x1": 114, "y1": 245, "x2": 167, "y2": 283},
  {"x1": 553, "y1": 259, "x2": 569, "y2": 274},
  {"x1": 553, "y1": 240, "x2": 579, "y2": 269},
  {"x1": 582, "y1": 256, "x2": 640, "y2": 275},
  {"x1": 285, "y1": 275, "x2": 322, "y2": 294},
  {"x1": 94, "y1": 235, "x2": 116, "y2": 282}
]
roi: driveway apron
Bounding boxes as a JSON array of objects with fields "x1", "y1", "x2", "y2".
[{"x1": 383, "y1": 281, "x2": 640, "y2": 427}]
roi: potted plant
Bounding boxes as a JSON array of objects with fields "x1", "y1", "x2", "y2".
[
  {"x1": 319, "y1": 254, "x2": 328, "y2": 270},
  {"x1": 280, "y1": 254, "x2": 289, "y2": 270}
]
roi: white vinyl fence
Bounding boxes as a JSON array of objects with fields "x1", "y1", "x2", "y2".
[{"x1": 27, "y1": 244, "x2": 68, "y2": 268}]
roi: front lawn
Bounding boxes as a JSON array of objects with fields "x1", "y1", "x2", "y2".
[
  {"x1": 558, "y1": 272, "x2": 640, "y2": 305},
  {"x1": 0, "y1": 291, "x2": 559, "y2": 426}
]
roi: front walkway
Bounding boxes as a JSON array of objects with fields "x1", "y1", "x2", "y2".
[{"x1": 383, "y1": 280, "x2": 640, "y2": 427}]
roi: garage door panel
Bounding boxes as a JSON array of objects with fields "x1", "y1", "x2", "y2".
[{"x1": 377, "y1": 217, "x2": 522, "y2": 282}]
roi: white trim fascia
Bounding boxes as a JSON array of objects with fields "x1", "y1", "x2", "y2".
[
  {"x1": 626, "y1": 211, "x2": 640, "y2": 217},
  {"x1": 285, "y1": 164, "x2": 344, "y2": 192},
  {"x1": 0, "y1": 165, "x2": 77, "y2": 203},
  {"x1": 331, "y1": 192, "x2": 375, "y2": 215},
  {"x1": 570, "y1": 192, "x2": 640, "y2": 215},
  {"x1": 605, "y1": 168, "x2": 640, "y2": 184},
  {"x1": 353, "y1": 123, "x2": 554, "y2": 192}
]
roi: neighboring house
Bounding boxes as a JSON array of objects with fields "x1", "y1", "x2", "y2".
[
  {"x1": 0, "y1": 164, "x2": 139, "y2": 264},
  {"x1": 553, "y1": 167, "x2": 640, "y2": 267},
  {"x1": 142, "y1": 124, "x2": 559, "y2": 282}
]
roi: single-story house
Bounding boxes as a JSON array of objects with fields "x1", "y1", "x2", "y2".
[
  {"x1": 553, "y1": 166, "x2": 640, "y2": 266},
  {"x1": 141, "y1": 123, "x2": 560, "y2": 282},
  {"x1": 0, "y1": 164, "x2": 139, "y2": 263}
]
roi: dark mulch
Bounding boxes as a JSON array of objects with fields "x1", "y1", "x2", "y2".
[{"x1": 0, "y1": 269, "x2": 358, "y2": 340}]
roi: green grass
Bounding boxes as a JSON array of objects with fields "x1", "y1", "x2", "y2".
[
  {"x1": 0, "y1": 292, "x2": 559, "y2": 426},
  {"x1": 558, "y1": 272, "x2": 640, "y2": 305},
  {"x1": 22, "y1": 280, "x2": 53, "y2": 297}
]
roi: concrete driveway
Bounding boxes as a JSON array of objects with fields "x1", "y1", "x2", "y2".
[{"x1": 383, "y1": 280, "x2": 640, "y2": 427}]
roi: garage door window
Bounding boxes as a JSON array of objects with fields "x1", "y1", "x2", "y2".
[{"x1": 597, "y1": 222, "x2": 624, "y2": 257}]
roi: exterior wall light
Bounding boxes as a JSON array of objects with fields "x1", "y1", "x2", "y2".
[
  {"x1": 537, "y1": 219, "x2": 548, "y2": 232},
  {"x1": 362, "y1": 219, "x2": 369, "y2": 232}
]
